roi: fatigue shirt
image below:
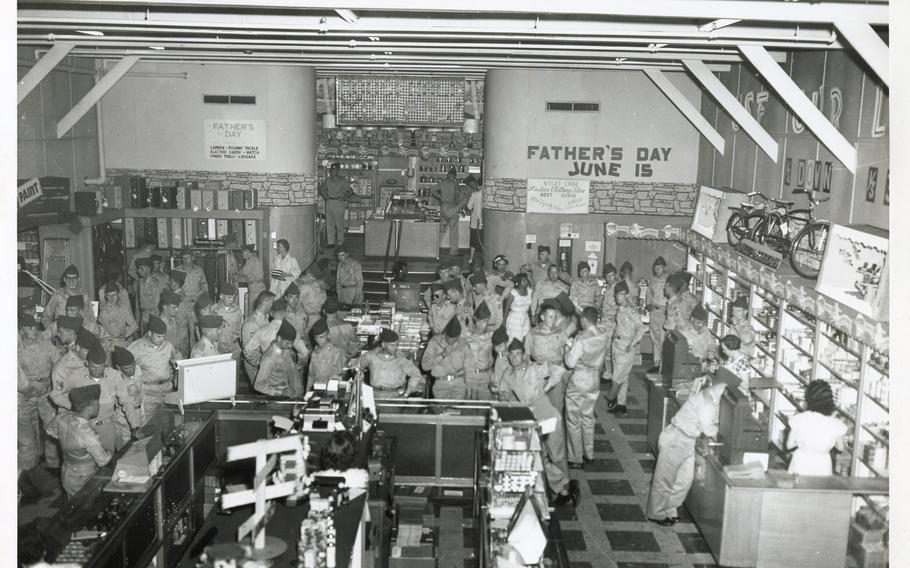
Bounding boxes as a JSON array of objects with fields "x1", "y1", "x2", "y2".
[
  {"x1": 235, "y1": 255, "x2": 264, "y2": 291},
  {"x1": 599, "y1": 281, "x2": 620, "y2": 329},
  {"x1": 255, "y1": 343, "x2": 299, "y2": 397},
  {"x1": 664, "y1": 291, "x2": 697, "y2": 332},
  {"x1": 128, "y1": 337, "x2": 176, "y2": 383},
  {"x1": 526, "y1": 325, "x2": 570, "y2": 366},
  {"x1": 284, "y1": 303, "x2": 309, "y2": 340},
  {"x1": 564, "y1": 324, "x2": 609, "y2": 374},
  {"x1": 531, "y1": 279, "x2": 568, "y2": 315},
  {"x1": 463, "y1": 329, "x2": 495, "y2": 379},
  {"x1": 669, "y1": 388, "x2": 719, "y2": 438},
  {"x1": 309, "y1": 344, "x2": 344, "y2": 384},
  {"x1": 128, "y1": 250, "x2": 152, "y2": 282},
  {"x1": 529, "y1": 262, "x2": 552, "y2": 288},
  {"x1": 430, "y1": 179, "x2": 462, "y2": 208},
  {"x1": 119, "y1": 366, "x2": 144, "y2": 410},
  {"x1": 138, "y1": 275, "x2": 164, "y2": 312},
  {"x1": 241, "y1": 312, "x2": 269, "y2": 349},
  {"x1": 647, "y1": 274, "x2": 669, "y2": 311},
  {"x1": 191, "y1": 336, "x2": 220, "y2": 359},
  {"x1": 178, "y1": 264, "x2": 209, "y2": 304},
  {"x1": 359, "y1": 348, "x2": 422, "y2": 391},
  {"x1": 215, "y1": 302, "x2": 244, "y2": 354},
  {"x1": 246, "y1": 320, "x2": 282, "y2": 365},
  {"x1": 490, "y1": 356, "x2": 510, "y2": 398},
  {"x1": 99, "y1": 281, "x2": 133, "y2": 313},
  {"x1": 486, "y1": 272, "x2": 514, "y2": 296},
  {"x1": 336, "y1": 259, "x2": 364, "y2": 303},
  {"x1": 99, "y1": 303, "x2": 138, "y2": 343},
  {"x1": 474, "y1": 292, "x2": 504, "y2": 330},
  {"x1": 499, "y1": 361, "x2": 549, "y2": 405},
  {"x1": 678, "y1": 322, "x2": 717, "y2": 361},
  {"x1": 731, "y1": 318, "x2": 757, "y2": 357},
  {"x1": 51, "y1": 368, "x2": 140, "y2": 429},
  {"x1": 421, "y1": 336, "x2": 473, "y2": 379},
  {"x1": 298, "y1": 280, "x2": 327, "y2": 318},
  {"x1": 319, "y1": 176, "x2": 352, "y2": 200},
  {"x1": 623, "y1": 277, "x2": 640, "y2": 303},
  {"x1": 160, "y1": 313, "x2": 187, "y2": 358},
  {"x1": 53, "y1": 349, "x2": 86, "y2": 394},
  {"x1": 43, "y1": 286, "x2": 84, "y2": 326},
  {"x1": 428, "y1": 301, "x2": 456, "y2": 336},
  {"x1": 614, "y1": 305, "x2": 647, "y2": 345},
  {"x1": 450, "y1": 298, "x2": 473, "y2": 328},
  {"x1": 47, "y1": 411, "x2": 112, "y2": 466},
  {"x1": 327, "y1": 319, "x2": 362, "y2": 360},
  {"x1": 19, "y1": 336, "x2": 61, "y2": 394},
  {"x1": 569, "y1": 277, "x2": 602, "y2": 311}
]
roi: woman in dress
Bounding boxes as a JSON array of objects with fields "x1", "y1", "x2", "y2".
[
  {"x1": 786, "y1": 380, "x2": 848, "y2": 476},
  {"x1": 502, "y1": 273, "x2": 533, "y2": 342}
]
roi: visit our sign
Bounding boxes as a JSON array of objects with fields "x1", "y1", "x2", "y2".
[{"x1": 527, "y1": 178, "x2": 590, "y2": 214}]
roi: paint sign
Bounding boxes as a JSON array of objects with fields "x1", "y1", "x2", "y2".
[
  {"x1": 205, "y1": 119, "x2": 266, "y2": 160},
  {"x1": 527, "y1": 178, "x2": 590, "y2": 214},
  {"x1": 17, "y1": 178, "x2": 42, "y2": 208}
]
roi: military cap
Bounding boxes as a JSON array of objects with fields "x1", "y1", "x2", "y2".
[
  {"x1": 69, "y1": 384, "x2": 101, "y2": 408},
  {"x1": 18, "y1": 312, "x2": 36, "y2": 329},
  {"x1": 692, "y1": 304, "x2": 708, "y2": 322},
  {"x1": 442, "y1": 279, "x2": 463, "y2": 293},
  {"x1": 102, "y1": 282, "x2": 121, "y2": 296},
  {"x1": 86, "y1": 344, "x2": 107, "y2": 365},
  {"x1": 180, "y1": 247, "x2": 194, "y2": 255},
  {"x1": 148, "y1": 315, "x2": 168, "y2": 334},
  {"x1": 379, "y1": 328, "x2": 399, "y2": 343},
  {"x1": 444, "y1": 317, "x2": 462, "y2": 338},
  {"x1": 603, "y1": 262, "x2": 617, "y2": 275},
  {"x1": 66, "y1": 295, "x2": 85, "y2": 309},
  {"x1": 170, "y1": 270, "x2": 187, "y2": 285},
  {"x1": 492, "y1": 254, "x2": 509, "y2": 266},
  {"x1": 468, "y1": 272, "x2": 487, "y2": 286},
  {"x1": 620, "y1": 261, "x2": 633, "y2": 274},
  {"x1": 284, "y1": 282, "x2": 300, "y2": 297},
  {"x1": 323, "y1": 298, "x2": 340, "y2": 314},
  {"x1": 199, "y1": 314, "x2": 223, "y2": 329},
  {"x1": 160, "y1": 290, "x2": 181, "y2": 306},
  {"x1": 135, "y1": 257, "x2": 152, "y2": 268},
  {"x1": 271, "y1": 298, "x2": 288, "y2": 312},
  {"x1": 311, "y1": 318, "x2": 329, "y2": 336},
  {"x1": 731, "y1": 296, "x2": 749, "y2": 309},
  {"x1": 112, "y1": 346, "x2": 135, "y2": 367},
  {"x1": 554, "y1": 291, "x2": 575, "y2": 316},
  {"x1": 680, "y1": 271, "x2": 695, "y2": 284},
  {"x1": 577, "y1": 261, "x2": 590, "y2": 273},
  {"x1": 463, "y1": 173, "x2": 479, "y2": 186},
  {"x1": 537, "y1": 245, "x2": 551, "y2": 254},
  {"x1": 653, "y1": 256, "x2": 667, "y2": 267},
  {"x1": 448, "y1": 256, "x2": 464, "y2": 270},
  {"x1": 335, "y1": 245, "x2": 348, "y2": 255},
  {"x1": 437, "y1": 262, "x2": 449, "y2": 275},
  {"x1": 492, "y1": 326, "x2": 509, "y2": 346},
  {"x1": 56, "y1": 316, "x2": 83, "y2": 332},
  {"x1": 581, "y1": 306, "x2": 599, "y2": 323},
  {"x1": 430, "y1": 282, "x2": 444, "y2": 293},
  {"x1": 62, "y1": 265, "x2": 79, "y2": 278},
  {"x1": 613, "y1": 280, "x2": 629, "y2": 295},
  {"x1": 195, "y1": 293, "x2": 213, "y2": 310},
  {"x1": 539, "y1": 299, "x2": 560, "y2": 313},
  {"x1": 507, "y1": 338, "x2": 525, "y2": 352},
  {"x1": 220, "y1": 282, "x2": 237, "y2": 296},
  {"x1": 474, "y1": 301, "x2": 491, "y2": 321},
  {"x1": 277, "y1": 319, "x2": 297, "y2": 341},
  {"x1": 150, "y1": 254, "x2": 163, "y2": 263},
  {"x1": 75, "y1": 327, "x2": 98, "y2": 349}
]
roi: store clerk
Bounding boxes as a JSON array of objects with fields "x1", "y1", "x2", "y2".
[
  {"x1": 786, "y1": 380, "x2": 848, "y2": 476},
  {"x1": 729, "y1": 296, "x2": 757, "y2": 357},
  {"x1": 358, "y1": 328, "x2": 424, "y2": 398}
]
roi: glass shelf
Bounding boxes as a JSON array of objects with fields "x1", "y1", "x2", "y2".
[{"x1": 780, "y1": 333, "x2": 814, "y2": 359}]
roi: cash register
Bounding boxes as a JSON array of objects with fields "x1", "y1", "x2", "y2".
[
  {"x1": 716, "y1": 368, "x2": 770, "y2": 465},
  {"x1": 661, "y1": 330, "x2": 704, "y2": 385}
]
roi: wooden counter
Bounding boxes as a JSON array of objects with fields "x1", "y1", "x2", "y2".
[{"x1": 364, "y1": 218, "x2": 469, "y2": 258}]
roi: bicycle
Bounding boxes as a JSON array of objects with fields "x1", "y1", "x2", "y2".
[
  {"x1": 725, "y1": 191, "x2": 772, "y2": 246},
  {"x1": 747, "y1": 188, "x2": 830, "y2": 280}
]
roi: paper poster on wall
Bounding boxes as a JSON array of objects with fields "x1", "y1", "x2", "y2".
[
  {"x1": 559, "y1": 223, "x2": 572, "y2": 238},
  {"x1": 586, "y1": 254, "x2": 598, "y2": 275},
  {"x1": 525, "y1": 234, "x2": 537, "y2": 244},
  {"x1": 527, "y1": 178, "x2": 590, "y2": 214},
  {"x1": 815, "y1": 224, "x2": 888, "y2": 320},
  {"x1": 205, "y1": 119, "x2": 267, "y2": 160},
  {"x1": 584, "y1": 241, "x2": 602, "y2": 252}
]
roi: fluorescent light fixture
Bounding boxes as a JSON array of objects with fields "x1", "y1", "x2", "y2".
[
  {"x1": 384, "y1": 51, "x2": 393, "y2": 55},
  {"x1": 149, "y1": 46, "x2": 165, "y2": 50},
  {"x1": 648, "y1": 43, "x2": 668, "y2": 52},
  {"x1": 76, "y1": 30, "x2": 104, "y2": 36},
  {"x1": 335, "y1": 9, "x2": 359, "y2": 24},
  {"x1": 368, "y1": 36, "x2": 380, "y2": 42},
  {"x1": 698, "y1": 19, "x2": 741, "y2": 32}
]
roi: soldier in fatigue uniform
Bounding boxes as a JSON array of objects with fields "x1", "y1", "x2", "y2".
[
  {"x1": 99, "y1": 283, "x2": 139, "y2": 350},
  {"x1": 176, "y1": 249, "x2": 209, "y2": 340},
  {"x1": 324, "y1": 299, "x2": 361, "y2": 362},
  {"x1": 430, "y1": 167, "x2": 466, "y2": 257},
  {"x1": 307, "y1": 319, "x2": 344, "y2": 391},
  {"x1": 606, "y1": 281, "x2": 647, "y2": 415},
  {"x1": 564, "y1": 307, "x2": 610, "y2": 467},
  {"x1": 599, "y1": 263, "x2": 621, "y2": 382},
  {"x1": 191, "y1": 315, "x2": 223, "y2": 358},
  {"x1": 159, "y1": 289, "x2": 188, "y2": 358},
  {"x1": 65, "y1": 295, "x2": 113, "y2": 354},
  {"x1": 646, "y1": 257, "x2": 669, "y2": 373},
  {"x1": 168, "y1": 270, "x2": 191, "y2": 343},
  {"x1": 444, "y1": 279, "x2": 474, "y2": 329},
  {"x1": 448, "y1": 257, "x2": 474, "y2": 308},
  {"x1": 729, "y1": 296, "x2": 757, "y2": 358},
  {"x1": 358, "y1": 328, "x2": 424, "y2": 399},
  {"x1": 241, "y1": 291, "x2": 275, "y2": 382},
  {"x1": 427, "y1": 283, "x2": 455, "y2": 336},
  {"x1": 499, "y1": 339, "x2": 579, "y2": 508},
  {"x1": 527, "y1": 246, "x2": 554, "y2": 289},
  {"x1": 297, "y1": 267, "x2": 328, "y2": 335},
  {"x1": 18, "y1": 312, "x2": 61, "y2": 474},
  {"x1": 128, "y1": 315, "x2": 177, "y2": 424},
  {"x1": 619, "y1": 261, "x2": 639, "y2": 301},
  {"x1": 531, "y1": 265, "x2": 569, "y2": 320},
  {"x1": 46, "y1": 384, "x2": 112, "y2": 497},
  {"x1": 568, "y1": 262, "x2": 602, "y2": 313},
  {"x1": 215, "y1": 283, "x2": 243, "y2": 356},
  {"x1": 232, "y1": 245, "x2": 266, "y2": 312},
  {"x1": 422, "y1": 262, "x2": 453, "y2": 310},
  {"x1": 53, "y1": 324, "x2": 95, "y2": 398},
  {"x1": 421, "y1": 317, "x2": 472, "y2": 400},
  {"x1": 486, "y1": 255, "x2": 514, "y2": 298},
  {"x1": 318, "y1": 162, "x2": 354, "y2": 249},
  {"x1": 335, "y1": 247, "x2": 364, "y2": 305},
  {"x1": 51, "y1": 345, "x2": 140, "y2": 453},
  {"x1": 98, "y1": 278, "x2": 132, "y2": 314},
  {"x1": 136, "y1": 257, "x2": 163, "y2": 335},
  {"x1": 663, "y1": 272, "x2": 696, "y2": 335},
  {"x1": 42, "y1": 264, "x2": 85, "y2": 328},
  {"x1": 526, "y1": 300, "x2": 571, "y2": 415},
  {"x1": 489, "y1": 326, "x2": 511, "y2": 399},
  {"x1": 111, "y1": 347, "x2": 144, "y2": 443},
  {"x1": 677, "y1": 304, "x2": 718, "y2": 363},
  {"x1": 244, "y1": 298, "x2": 287, "y2": 378},
  {"x1": 151, "y1": 254, "x2": 168, "y2": 279},
  {"x1": 470, "y1": 272, "x2": 503, "y2": 331},
  {"x1": 462, "y1": 302, "x2": 495, "y2": 400},
  {"x1": 255, "y1": 320, "x2": 303, "y2": 397},
  {"x1": 282, "y1": 282, "x2": 309, "y2": 341}
]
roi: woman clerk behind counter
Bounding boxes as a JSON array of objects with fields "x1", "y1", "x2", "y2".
[
  {"x1": 786, "y1": 380, "x2": 848, "y2": 476},
  {"x1": 313, "y1": 431, "x2": 369, "y2": 498}
]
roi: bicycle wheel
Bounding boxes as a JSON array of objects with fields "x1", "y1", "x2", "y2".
[
  {"x1": 726, "y1": 211, "x2": 763, "y2": 246},
  {"x1": 789, "y1": 221, "x2": 830, "y2": 279}
]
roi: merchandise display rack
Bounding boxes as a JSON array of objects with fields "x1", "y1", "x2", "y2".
[{"x1": 485, "y1": 409, "x2": 548, "y2": 522}]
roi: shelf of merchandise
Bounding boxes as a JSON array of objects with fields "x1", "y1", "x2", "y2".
[
  {"x1": 684, "y1": 247, "x2": 889, "y2": 484},
  {"x1": 487, "y1": 419, "x2": 548, "y2": 522},
  {"x1": 415, "y1": 155, "x2": 481, "y2": 199}
]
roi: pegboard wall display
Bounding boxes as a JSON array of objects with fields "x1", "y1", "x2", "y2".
[{"x1": 336, "y1": 76, "x2": 465, "y2": 127}]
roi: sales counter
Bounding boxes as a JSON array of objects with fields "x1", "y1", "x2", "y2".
[{"x1": 364, "y1": 218, "x2": 469, "y2": 258}]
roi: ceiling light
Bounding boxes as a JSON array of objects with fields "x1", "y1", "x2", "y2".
[
  {"x1": 76, "y1": 30, "x2": 104, "y2": 36},
  {"x1": 149, "y1": 46, "x2": 165, "y2": 50},
  {"x1": 698, "y1": 19, "x2": 741, "y2": 33},
  {"x1": 318, "y1": 17, "x2": 328, "y2": 34},
  {"x1": 335, "y1": 9, "x2": 359, "y2": 24},
  {"x1": 368, "y1": 36, "x2": 380, "y2": 42},
  {"x1": 349, "y1": 39, "x2": 357, "y2": 48},
  {"x1": 648, "y1": 43, "x2": 668, "y2": 52},
  {"x1": 384, "y1": 51, "x2": 393, "y2": 55},
  {"x1": 615, "y1": 57, "x2": 627, "y2": 63}
]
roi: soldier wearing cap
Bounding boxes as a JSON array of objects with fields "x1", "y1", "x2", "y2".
[
  {"x1": 270, "y1": 239, "x2": 301, "y2": 297},
  {"x1": 462, "y1": 302, "x2": 496, "y2": 400},
  {"x1": 255, "y1": 320, "x2": 304, "y2": 397},
  {"x1": 499, "y1": 338, "x2": 578, "y2": 508},
  {"x1": 168, "y1": 269, "x2": 192, "y2": 343},
  {"x1": 335, "y1": 247, "x2": 364, "y2": 305},
  {"x1": 136, "y1": 257, "x2": 164, "y2": 335},
  {"x1": 281, "y1": 282, "x2": 307, "y2": 339},
  {"x1": 422, "y1": 263, "x2": 453, "y2": 313},
  {"x1": 43, "y1": 264, "x2": 85, "y2": 327},
  {"x1": 52, "y1": 323, "x2": 95, "y2": 398},
  {"x1": 318, "y1": 162, "x2": 354, "y2": 249},
  {"x1": 469, "y1": 271, "x2": 503, "y2": 331},
  {"x1": 244, "y1": 298, "x2": 288, "y2": 376},
  {"x1": 128, "y1": 240, "x2": 156, "y2": 283},
  {"x1": 531, "y1": 264, "x2": 569, "y2": 320},
  {"x1": 99, "y1": 282, "x2": 139, "y2": 350},
  {"x1": 215, "y1": 282, "x2": 243, "y2": 356},
  {"x1": 489, "y1": 326, "x2": 511, "y2": 398},
  {"x1": 527, "y1": 299, "x2": 571, "y2": 415},
  {"x1": 646, "y1": 257, "x2": 670, "y2": 373},
  {"x1": 526, "y1": 245, "x2": 554, "y2": 288},
  {"x1": 128, "y1": 315, "x2": 177, "y2": 423},
  {"x1": 357, "y1": 328, "x2": 424, "y2": 398},
  {"x1": 307, "y1": 319, "x2": 344, "y2": 391},
  {"x1": 51, "y1": 344, "x2": 140, "y2": 453},
  {"x1": 177, "y1": 248, "x2": 210, "y2": 315},
  {"x1": 606, "y1": 281, "x2": 647, "y2": 415},
  {"x1": 324, "y1": 299, "x2": 361, "y2": 362},
  {"x1": 729, "y1": 296, "x2": 756, "y2": 357},
  {"x1": 427, "y1": 282, "x2": 455, "y2": 336},
  {"x1": 241, "y1": 291, "x2": 276, "y2": 382},
  {"x1": 111, "y1": 346, "x2": 145, "y2": 440},
  {"x1": 18, "y1": 311, "x2": 62, "y2": 473},
  {"x1": 63, "y1": 294, "x2": 112, "y2": 353},
  {"x1": 486, "y1": 255, "x2": 515, "y2": 298},
  {"x1": 46, "y1": 384, "x2": 113, "y2": 496},
  {"x1": 599, "y1": 263, "x2": 621, "y2": 381},
  {"x1": 98, "y1": 278, "x2": 132, "y2": 313},
  {"x1": 619, "y1": 261, "x2": 639, "y2": 300},
  {"x1": 159, "y1": 289, "x2": 189, "y2": 358},
  {"x1": 568, "y1": 262, "x2": 602, "y2": 313},
  {"x1": 664, "y1": 272, "x2": 698, "y2": 334},
  {"x1": 296, "y1": 262, "x2": 329, "y2": 334},
  {"x1": 447, "y1": 257, "x2": 474, "y2": 307},
  {"x1": 151, "y1": 254, "x2": 167, "y2": 279},
  {"x1": 564, "y1": 307, "x2": 609, "y2": 467},
  {"x1": 231, "y1": 245, "x2": 266, "y2": 311},
  {"x1": 443, "y1": 278, "x2": 473, "y2": 329},
  {"x1": 421, "y1": 317, "x2": 472, "y2": 400},
  {"x1": 431, "y1": 166, "x2": 467, "y2": 256},
  {"x1": 192, "y1": 315, "x2": 224, "y2": 358},
  {"x1": 677, "y1": 304, "x2": 717, "y2": 363}
]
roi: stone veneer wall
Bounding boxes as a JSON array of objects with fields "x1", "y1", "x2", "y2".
[
  {"x1": 483, "y1": 177, "x2": 698, "y2": 215},
  {"x1": 104, "y1": 168, "x2": 318, "y2": 207}
]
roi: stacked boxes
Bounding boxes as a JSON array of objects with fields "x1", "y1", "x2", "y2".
[
  {"x1": 848, "y1": 507, "x2": 888, "y2": 568},
  {"x1": 389, "y1": 500, "x2": 437, "y2": 568}
]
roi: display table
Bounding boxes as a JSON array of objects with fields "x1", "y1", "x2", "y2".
[{"x1": 364, "y1": 218, "x2": 469, "y2": 258}]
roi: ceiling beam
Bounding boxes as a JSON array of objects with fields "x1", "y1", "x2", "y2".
[
  {"x1": 31, "y1": 0, "x2": 889, "y2": 25},
  {"x1": 644, "y1": 68, "x2": 725, "y2": 155},
  {"x1": 834, "y1": 21, "x2": 889, "y2": 88},
  {"x1": 17, "y1": 42, "x2": 75, "y2": 104},
  {"x1": 738, "y1": 45, "x2": 856, "y2": 173},
  {"x1": 682, "y1": 58, "x2": 778, "y2": 162},
  {"x1": 57, "y1": 55, "x2": 139, "y2": 138}
]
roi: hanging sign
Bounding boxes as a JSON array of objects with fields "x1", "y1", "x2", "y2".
[
  {"x1": 527, "y1": 178, "x2": 590, "y2": 214},
  {"x1": 205, "y1": 119, "x2": 267, "y2": 160},
  {"x1": 18, "y1": 178, "x2": 43, "y2": 208}
]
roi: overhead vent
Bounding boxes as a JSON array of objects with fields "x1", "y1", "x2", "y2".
[
  {"x1": 546, "y1": 101, "x2": 600, "y2": 112},
  {"x1": 203, "y1": 95, "x2": 257, "y2": 104}
]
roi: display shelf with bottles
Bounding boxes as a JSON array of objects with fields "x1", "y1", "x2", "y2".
[
  {"x1": 416, "y1": 155, "x2": 481, "y2": 198},
  {"x1": 487, "y1": 414, "x2": 548, "y2": 521},
  {"x1": 855, "y1": 349, "x2": 889, "y2": 478}
]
